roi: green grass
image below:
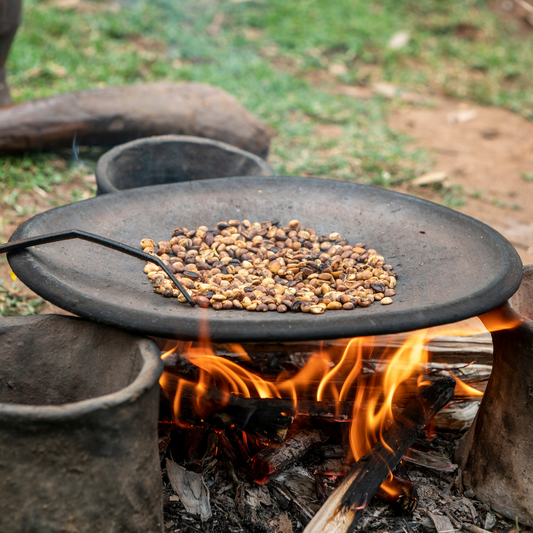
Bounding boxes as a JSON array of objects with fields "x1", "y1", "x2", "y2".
[
  {"x1": 1, "y1": 153, "x2": 93, "y2": 192},
  {"x1": 0, "y1": 277, "x2": 45, "y2": 316},
  {"x1": 229, "y1": 0, "x2": 533, "y2": 118},
  {"x1": 2, "y1": 0, "x2": 533, "y2": 204}
]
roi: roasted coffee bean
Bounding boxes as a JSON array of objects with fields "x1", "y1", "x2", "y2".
[
  {"x1": 140, "y1": 238, "x2": 156, "y2": 249},
  {"x1": 183, "y1": 270, "x2": 200, "y2": 279},
  {"x1": 142, "y1": 220, "x2": 397, "y2": 312},
  {"x1": 194, "y1": 295, "x2": 210, "y2": 308}
]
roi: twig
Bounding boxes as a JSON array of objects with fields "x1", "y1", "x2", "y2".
[
  {"x1": 444, "y1": 508, "x2": 493, "y2": 533},
  {"x1": 303, "y1": 378, "x2": 456, "y2": 533},
  {"x1": 443, "y1": 509, "x2": 463, "y2": 529},
  {"x1": 0, "y1": 229, "x2": 196, "y2": 306},
  {"x1": 462, "y1": 523, "x2": 493, "y2": 533}
]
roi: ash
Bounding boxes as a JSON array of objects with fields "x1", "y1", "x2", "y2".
[{"x1": 160, "y1": 423, "x2": 517, "y2": 533}]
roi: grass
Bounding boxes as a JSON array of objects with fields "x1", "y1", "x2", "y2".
[
  {"x1": 0, "y1": 277, "x2": 45, "y2": 316},
  {"x1": 2, "y1": 0, "x2": 533, "y2": 204},
  {"x1": 230, "y1": 0, "x2": 533, "y2": 118},
  {"x1": 1, "y1": 152, "x2": 95, "y2": 192}
]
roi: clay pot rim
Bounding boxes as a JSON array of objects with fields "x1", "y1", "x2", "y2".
[
  {"x1": 0, "y1": 334, "x2": 163, "y2": 422},
  {"x1": 95, "y1": 133, "x2": 275, "y2": 195}
]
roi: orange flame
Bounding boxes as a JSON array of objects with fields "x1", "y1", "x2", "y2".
[{"x1": 159, "y1": 308, "x2": 515, "y2": 493}]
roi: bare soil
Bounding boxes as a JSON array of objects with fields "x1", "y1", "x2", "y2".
[
  {"x1": 0, "y1": 173, "x2": 96, "y2": 315},
  {"x1": 390, "y1": 98, "x2": 533, "y2": 265}
]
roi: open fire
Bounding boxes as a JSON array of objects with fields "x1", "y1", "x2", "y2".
[{"x1": 157, "y1": 309, "x2": 522, "y2": 531}]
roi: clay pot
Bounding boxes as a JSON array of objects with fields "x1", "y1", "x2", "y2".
[
  {"x1": 456, "y1": 265, "x2": 533, "y2": 525},
  {"x1": 95, "y1": 134, "x2": 275, "y2": 195},
  {"x1": 0, "y1": 0, "x2": 22, "y2": 107},
  {"x1": 0, "y1": 314, "x2": 164, "y2": 533}
]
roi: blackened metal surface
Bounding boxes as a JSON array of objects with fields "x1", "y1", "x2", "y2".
[{"x1": 8, "y1": 176, "x2": 522, "y2": 341}]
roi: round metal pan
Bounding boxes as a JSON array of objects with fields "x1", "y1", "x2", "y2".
[{"x1": 8, "y1": 176, "x2": 522, "y2": 342}]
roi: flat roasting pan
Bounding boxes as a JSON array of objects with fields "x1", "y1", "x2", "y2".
[{"x1": 8, "y1": 176, "x2": 522, "y2": 342}]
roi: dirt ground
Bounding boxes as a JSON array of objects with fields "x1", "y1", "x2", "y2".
[
  {"x1": 0, "y1": 174, "x2": 96, "y2": 314},
  {"x1": 1, "y1": 94, "x2": 532, "y2": 313},
  {"x1": 390, "y1": 97, "x2": 533, "y2": 265}
]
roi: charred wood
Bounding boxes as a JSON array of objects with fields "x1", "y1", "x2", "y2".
[
  {"x1": 270, "y1": 481, "x2": 315, "y2": 526},
  {"x1": 303, "y1": 378, "x2": 456, "y2": 533},
  {"x1": 443, "y1": 508, "x2": 492, "y2": 533},
  {"x1": 160, "y1": 371, "x2": 293, "y2": 442},
  {"x1": 375, "y1": 470, "x2": 418, "y2": 515},
  {"x1": 235, "y1": 484, "x2": 294, "y2": 533},
  {"x1": 252, "y1": 429, "x2": 328, "y2": 484}
]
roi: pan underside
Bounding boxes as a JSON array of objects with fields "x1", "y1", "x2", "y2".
[{"x1": 8, "y1": 176, "x2": 522, "y2": 342}]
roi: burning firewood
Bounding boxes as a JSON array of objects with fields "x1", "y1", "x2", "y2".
[
  {"x1": 161, "y1": 353, "x2": 356, "y2": 441},
  {"x1": 252, "y1": 429, "x2": 328, "y2": 484},
  {"x1": 303, "y1": 378, "x2": 455, "y2": 533},
  {"x1": 160, "y1": 369, "x2": 293, "y2": 442},
  {"x1": 375, "y1": 469, "x2": 418, "y2": 514},
  {"x1": 160, "y1": 339, "x2": 483, "y2": 444}
]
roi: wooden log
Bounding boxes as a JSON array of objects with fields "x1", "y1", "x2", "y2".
[
  {"x1": 303, "y1": 378, "x2": 456, "y2": 533},
  {"x1": 251, "y1": 429, "x2": 327, "y2": 484},
  {"x1": 162, "y1": 357, "x2": 355, "y2": 420},
  {"x1": 227, "y1": 329, "x2": 493, "y2": 368},
  {"x1": 160, "y1": 359, "x2": 476, "y2": 442},
  {"x1": 0, "y1": 82, "x2": 272, "y2": 156},
  {"x1": 270, "y1": 481, "x2": 316, "y2": 526},
  {"x1": 160, "y1": 370, "x2": 293, "y2": 442}
]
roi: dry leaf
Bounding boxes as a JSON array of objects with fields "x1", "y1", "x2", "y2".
[
  {"x1": 388, "y1": 31, "x2": 410, "y2": 50},
  {"x1": 82, "y1": 174, "x2": 96, "y2": 186},
  {"x1": 32, "y1": 185, "x2": 49, "y2": 198},
  {"x1": 244, "y1": 27, "x2": 262, "y2": 41},
  {"x1": 373, "y1": 82, "x2": 398, "y2": 98},
  {"x1": 334, "y1": 85, "x2": 373, "y2": 99},
  {"x1": 428, "y1": 511, "x2": 456, "y2": 533},
  {"x1": 328, "y1": 63, "x2": 348, "y2": 76},
  {"x1": 166, "y1": 459, "x2": 212, "y2": 521},
  {"x1": 448, "y1": 109, "x2": 478, "y2": 124},
  {"x1": 412, "y1": 171, "x2": 448, "y2": 186},
  {"x1": 52, "y1": 0, "x2": 81, "y2": 9}
]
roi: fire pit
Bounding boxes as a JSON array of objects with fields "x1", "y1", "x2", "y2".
[
  {"x1": 0, "y1": 314, "x2": 164, "y2": 533},
  {"x1": 2, "y1": 176, "x2": 528, "y2": 531}
]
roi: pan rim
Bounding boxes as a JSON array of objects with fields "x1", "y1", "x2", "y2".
[{"x1": 8, "y1": 176, "x2": 523, "y2": 341}]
